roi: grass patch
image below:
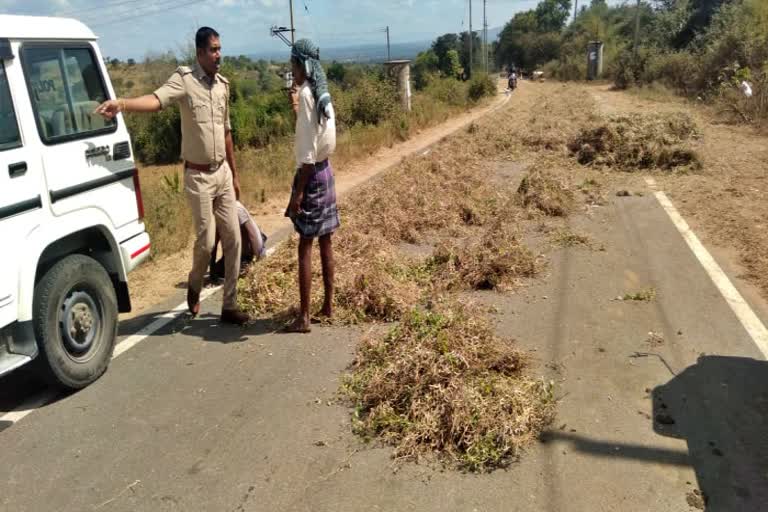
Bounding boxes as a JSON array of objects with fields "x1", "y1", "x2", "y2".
[
  {"x1": 341, "y1": 300, "x2": 556, "y2": 471},
  {"x1": 622, "y1": 288, "x2": 657, "y2": 302},
  {"x1": 568, "y1": 112, "x2": 702, "y2": 171},
  {"x1": 550, "y1": 229, "x2": 593, "y2": 248},
  {"x1": 517, "y1": 168, "x2": 574, "y2": 217},
  {"x1": 428, "y1": 222, "x2": 539, "y2": 291}
]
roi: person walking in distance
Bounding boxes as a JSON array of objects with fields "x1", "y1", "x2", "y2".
[
  {"x1": 95, "y1": 27, "x2": 250, "y2": 325},
  {"x1": 285, "y1": 39, "x2": 339, "y2": 333}
]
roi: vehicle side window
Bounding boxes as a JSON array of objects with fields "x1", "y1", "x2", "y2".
[
  {"x1": 22, "y1": 46, "x2": 115, "y2": 143},
  {"x1": 0, "y1": 62, "x2": 21, "y2": 151}
]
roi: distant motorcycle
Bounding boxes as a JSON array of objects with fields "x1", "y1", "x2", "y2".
[{"x1": 507, "y1": 74, "x2": 518, "y2": 92}]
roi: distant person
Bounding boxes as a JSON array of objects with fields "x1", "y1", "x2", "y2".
[
  {"x1": 94, "y1": 27, "x2": 250, "y2": 325},
  {"x1": 740, "y1": 80, "x2": 753, "y2": 98},
  {"x1": 209, "y1": 201, "x2": 268, "y2": 281},
  {"x1": 284, "y1": 39, "x2": 339, "y2": 334},
  {"x1": 508, "y1": 71, "x2": 518, "y2": 91}
]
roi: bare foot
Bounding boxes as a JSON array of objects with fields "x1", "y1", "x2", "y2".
[
  {"x1": 312, "y1": 305, "x2": 333, "y2": 324},
  {"x1": 283, "y1": 318, "x2": 311, "y2": 333}
]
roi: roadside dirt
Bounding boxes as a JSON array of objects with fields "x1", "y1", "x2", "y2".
[{"x1": 124, "y1": 83, "x2": 510, "y2": 318}]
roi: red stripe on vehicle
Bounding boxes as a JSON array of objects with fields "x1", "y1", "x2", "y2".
[{"x1": 131, "y1": 243, "x2": 151, "y2": 259}]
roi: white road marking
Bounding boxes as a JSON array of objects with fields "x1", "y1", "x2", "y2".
[
  {"x1": 0, "y1": 392, "x2": 54, "y2": 425},
  {"x1": 645, "y1": 177, "x2": 768, "y2": 359},
  {"x1": 112, "y1": 284, "x2": 221, "y2": 359},
  {"x1": 0, "y1": 88, "x2": 515, "y2": 429}
]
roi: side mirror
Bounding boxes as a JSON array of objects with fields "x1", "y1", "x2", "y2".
[{"x1": 0, "y1": 39, "x2": 13, "y2": 61}]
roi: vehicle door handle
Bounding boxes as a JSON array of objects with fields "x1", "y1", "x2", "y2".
[{"x1": 8, "y1": 162, "x2": 27, "y2": 178}]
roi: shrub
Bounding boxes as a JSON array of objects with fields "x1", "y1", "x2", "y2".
[
  {"x1": 424, "y1": 77, "x2": 468, "y2": 106},
  {"x1": 126, "y1": 107, "x2": 182, "y2": 164},
  {"x1": 468, "y1": 73, "x2": 497, "y2": 103},
  {"x1": 333, "y1": 75, "x2": 399, "y2": 128}
]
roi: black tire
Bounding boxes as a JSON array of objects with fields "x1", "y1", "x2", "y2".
[{"x1": 33, "y1": 254, "x2": 118, "y2": 390}]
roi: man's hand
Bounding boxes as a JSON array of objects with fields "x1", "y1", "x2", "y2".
[
  {"x1": 233, "y1": 174, "x2": 242, "y2": 201},
  {"x1": 289, "y1": 83, "x2": 299, "y2": 114},
  {"x1": 288, "y1": 192, "x2": 303, "y2": 217},
  {"x1": 94, "y1": 99, "x2": 121, "y2": 119}
]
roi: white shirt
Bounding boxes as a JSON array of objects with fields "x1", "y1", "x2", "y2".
[
  {"x1": 740, "y1": 81, "x2": 753, "y2": 98},
  {"x1": 295, "y1": 83, "x2": 336, "y2": 166}
]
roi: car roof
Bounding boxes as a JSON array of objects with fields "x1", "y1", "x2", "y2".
[{"x1": 0, "y1": 15, "x2": 97, "y2": 41}]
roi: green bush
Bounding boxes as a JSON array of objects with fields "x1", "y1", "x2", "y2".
[
  {"x1": 468, "y1": 73, "x2": 497, "y2": 103},
  {"x1": 333, "y1": 76, "x2": 399, "y2": 128},
  {"x1": 424, "y1": 78, "x2": 468, "y2": 107},
  {"x1": 127, "y1": 106, "x2": 182, "y2": 165}
]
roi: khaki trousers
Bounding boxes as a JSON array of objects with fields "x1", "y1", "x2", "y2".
[{"x1": 184, "y1": 161, "x2": 241, "y2": 310}]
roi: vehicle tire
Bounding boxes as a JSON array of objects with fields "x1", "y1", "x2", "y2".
[{"x1": 33, "y1": 254, "x2": 118, "y2": 389}]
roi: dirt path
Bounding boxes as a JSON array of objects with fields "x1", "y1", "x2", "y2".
[{"x1": 124, "y1": 82, "x2": 512, "y2": 319}]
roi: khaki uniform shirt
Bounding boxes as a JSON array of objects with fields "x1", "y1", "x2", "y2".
[{"x1": 154, "y1": 62, "x2": 231, "y2": 166}]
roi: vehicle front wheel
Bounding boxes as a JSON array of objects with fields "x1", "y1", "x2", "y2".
[{"x1": 33, "y1": 254, "x2": 118, "y2": 389}]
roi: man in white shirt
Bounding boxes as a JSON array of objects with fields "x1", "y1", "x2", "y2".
[{"x1": 284, "y1": 39, "x2": 340, "y2": 333}]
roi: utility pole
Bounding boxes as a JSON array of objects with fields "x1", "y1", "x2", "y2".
[
  {"x1": 468, "y1": 0, "x2": 472, "y2": 78},
  {"x1": 633, "y1": 0, "x2": 641, "y2": 56},
  {"x1": 483, "y1": 0, "x2": 487, "y2": 74},
  {"x1": 386, "y1": 26, "x2": 391, "y2": 62},
  {"x1": 574, "y1": 0, "x2": 578, "y2": 20},
  {"x1": 289, "y1": 0, "x2": 295, "y2": 44}
]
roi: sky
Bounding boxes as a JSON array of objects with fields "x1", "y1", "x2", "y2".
[{"x1": 0, "y1": 0, "x2": 626, "y2": 60}]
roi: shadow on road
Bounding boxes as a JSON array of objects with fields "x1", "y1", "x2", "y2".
[
  {"x1": 653, "y1": 355, "x2": 768, "y2": 511},
  {"x1": 543, "y1": 356, "x2": 768, "y2": 511},
  {"x1": 118, "y1": 309, "x2": 277, "y2": 342},
  {"x1": 542, "y1": 430, "x2": 691, "y2": 467}
]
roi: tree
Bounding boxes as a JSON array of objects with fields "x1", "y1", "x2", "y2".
[
  {"x1": 446, "y1": 49, "x2": 463, "y2": 79},
  {"x1": 459, "y1": 31, "x2": 483, "y2": 77},
  {"x1": 327, "y1": 61, "x2": 346, "y2": 84},
  {"x1": 534, "y1": 0, "x2": 572, "y2": 33},
  {"x1": 432, "y1": 33, "x2": 461, "y2": 76},
  {"x1": 412, "y1": 49, "x2": 439, "y2": 89}
]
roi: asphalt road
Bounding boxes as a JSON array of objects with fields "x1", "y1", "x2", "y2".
[{"x1": 2, "y1": 149, "x2": 768, "y2": 510}]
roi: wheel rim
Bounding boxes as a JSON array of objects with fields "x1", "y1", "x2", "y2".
[{"x1": 59, "y1": 289, "x2": 103, "y2": 362}]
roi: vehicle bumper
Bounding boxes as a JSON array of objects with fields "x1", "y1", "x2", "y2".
[{"x1": 120, "y1": 232, "x2": 151, "y2": 274}]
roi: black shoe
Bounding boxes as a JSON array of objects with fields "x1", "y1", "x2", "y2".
[{"x1": 221, "y1": 308, "x2": 250, "y2": 326}]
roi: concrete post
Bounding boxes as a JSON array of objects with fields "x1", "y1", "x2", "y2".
[{"x1": 384, "y1": 60, "x2": 412, "y2": 112}]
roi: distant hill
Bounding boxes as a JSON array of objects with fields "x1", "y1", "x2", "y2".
[
  {"x1": 248, "y1": 27, "x2": 503, "y2": 64},
  {"x1": 250, "y1": 40, "x2": 430, "y2": 64}
]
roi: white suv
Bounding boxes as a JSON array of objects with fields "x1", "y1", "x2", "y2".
[{"x1": 0, "y1": 16, "x2": 150, "y2": 389}]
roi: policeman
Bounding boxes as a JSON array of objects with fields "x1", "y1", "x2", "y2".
[{"x1": 95, "y1": 27, "x2": 249, "y2": 325}]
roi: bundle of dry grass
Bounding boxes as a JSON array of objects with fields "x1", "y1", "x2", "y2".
[
  {"x1": 517, "y1": 168, "x2": 574, "y2": 217},
  {"x1": 568, "y1": 112, "x2": 702, "y2": 171},
  {"x1": 520, "y1": 89, "x2": 600, "y2": 154},
  {"x1": 239, "y1": 229, "x2": 422, "y2": 324},
  {"x1": 342, "y1": 300, "x2": 556, "y2": 471},
  {"x1": 428, "y1": 222, "x2": 538, "y2": 291}
]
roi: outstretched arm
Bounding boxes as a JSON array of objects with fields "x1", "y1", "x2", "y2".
[{"x1": 94, "y1": 95, "x2": 162, "y2": 119}]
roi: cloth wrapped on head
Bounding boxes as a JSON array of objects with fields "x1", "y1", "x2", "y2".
[{"x1": 291, "y1": 39, "x2": 332, "y2": 123}]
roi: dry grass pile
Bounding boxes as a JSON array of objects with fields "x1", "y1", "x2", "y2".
[
  {"x1": 568, "y1": 112, "x2": 702, "y2": 171},
  {"x1": 239, "y1": 230, "x2": 421, "y2": 324},
  {"x1": 577, "y1": 177, "x2": 608, "y2": 206},
  {"x1": 517, "y1": 168, "x2": 575, "y2": 217},
  {"x1": 342, "y1": 300, "x2": 556, "y2": 471},
  {"x1": 428, "y1": 222, "x2": 539, "y2": 291},
  {"x1": 550, "y1": 229, "x2": 593, "y2": 248},
  {"x1": 348, "y1": 154, "x2": 495, "y2": 244},
  {"x1": 520, "y1": 87, "x2": 600, "y2": 154}
]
